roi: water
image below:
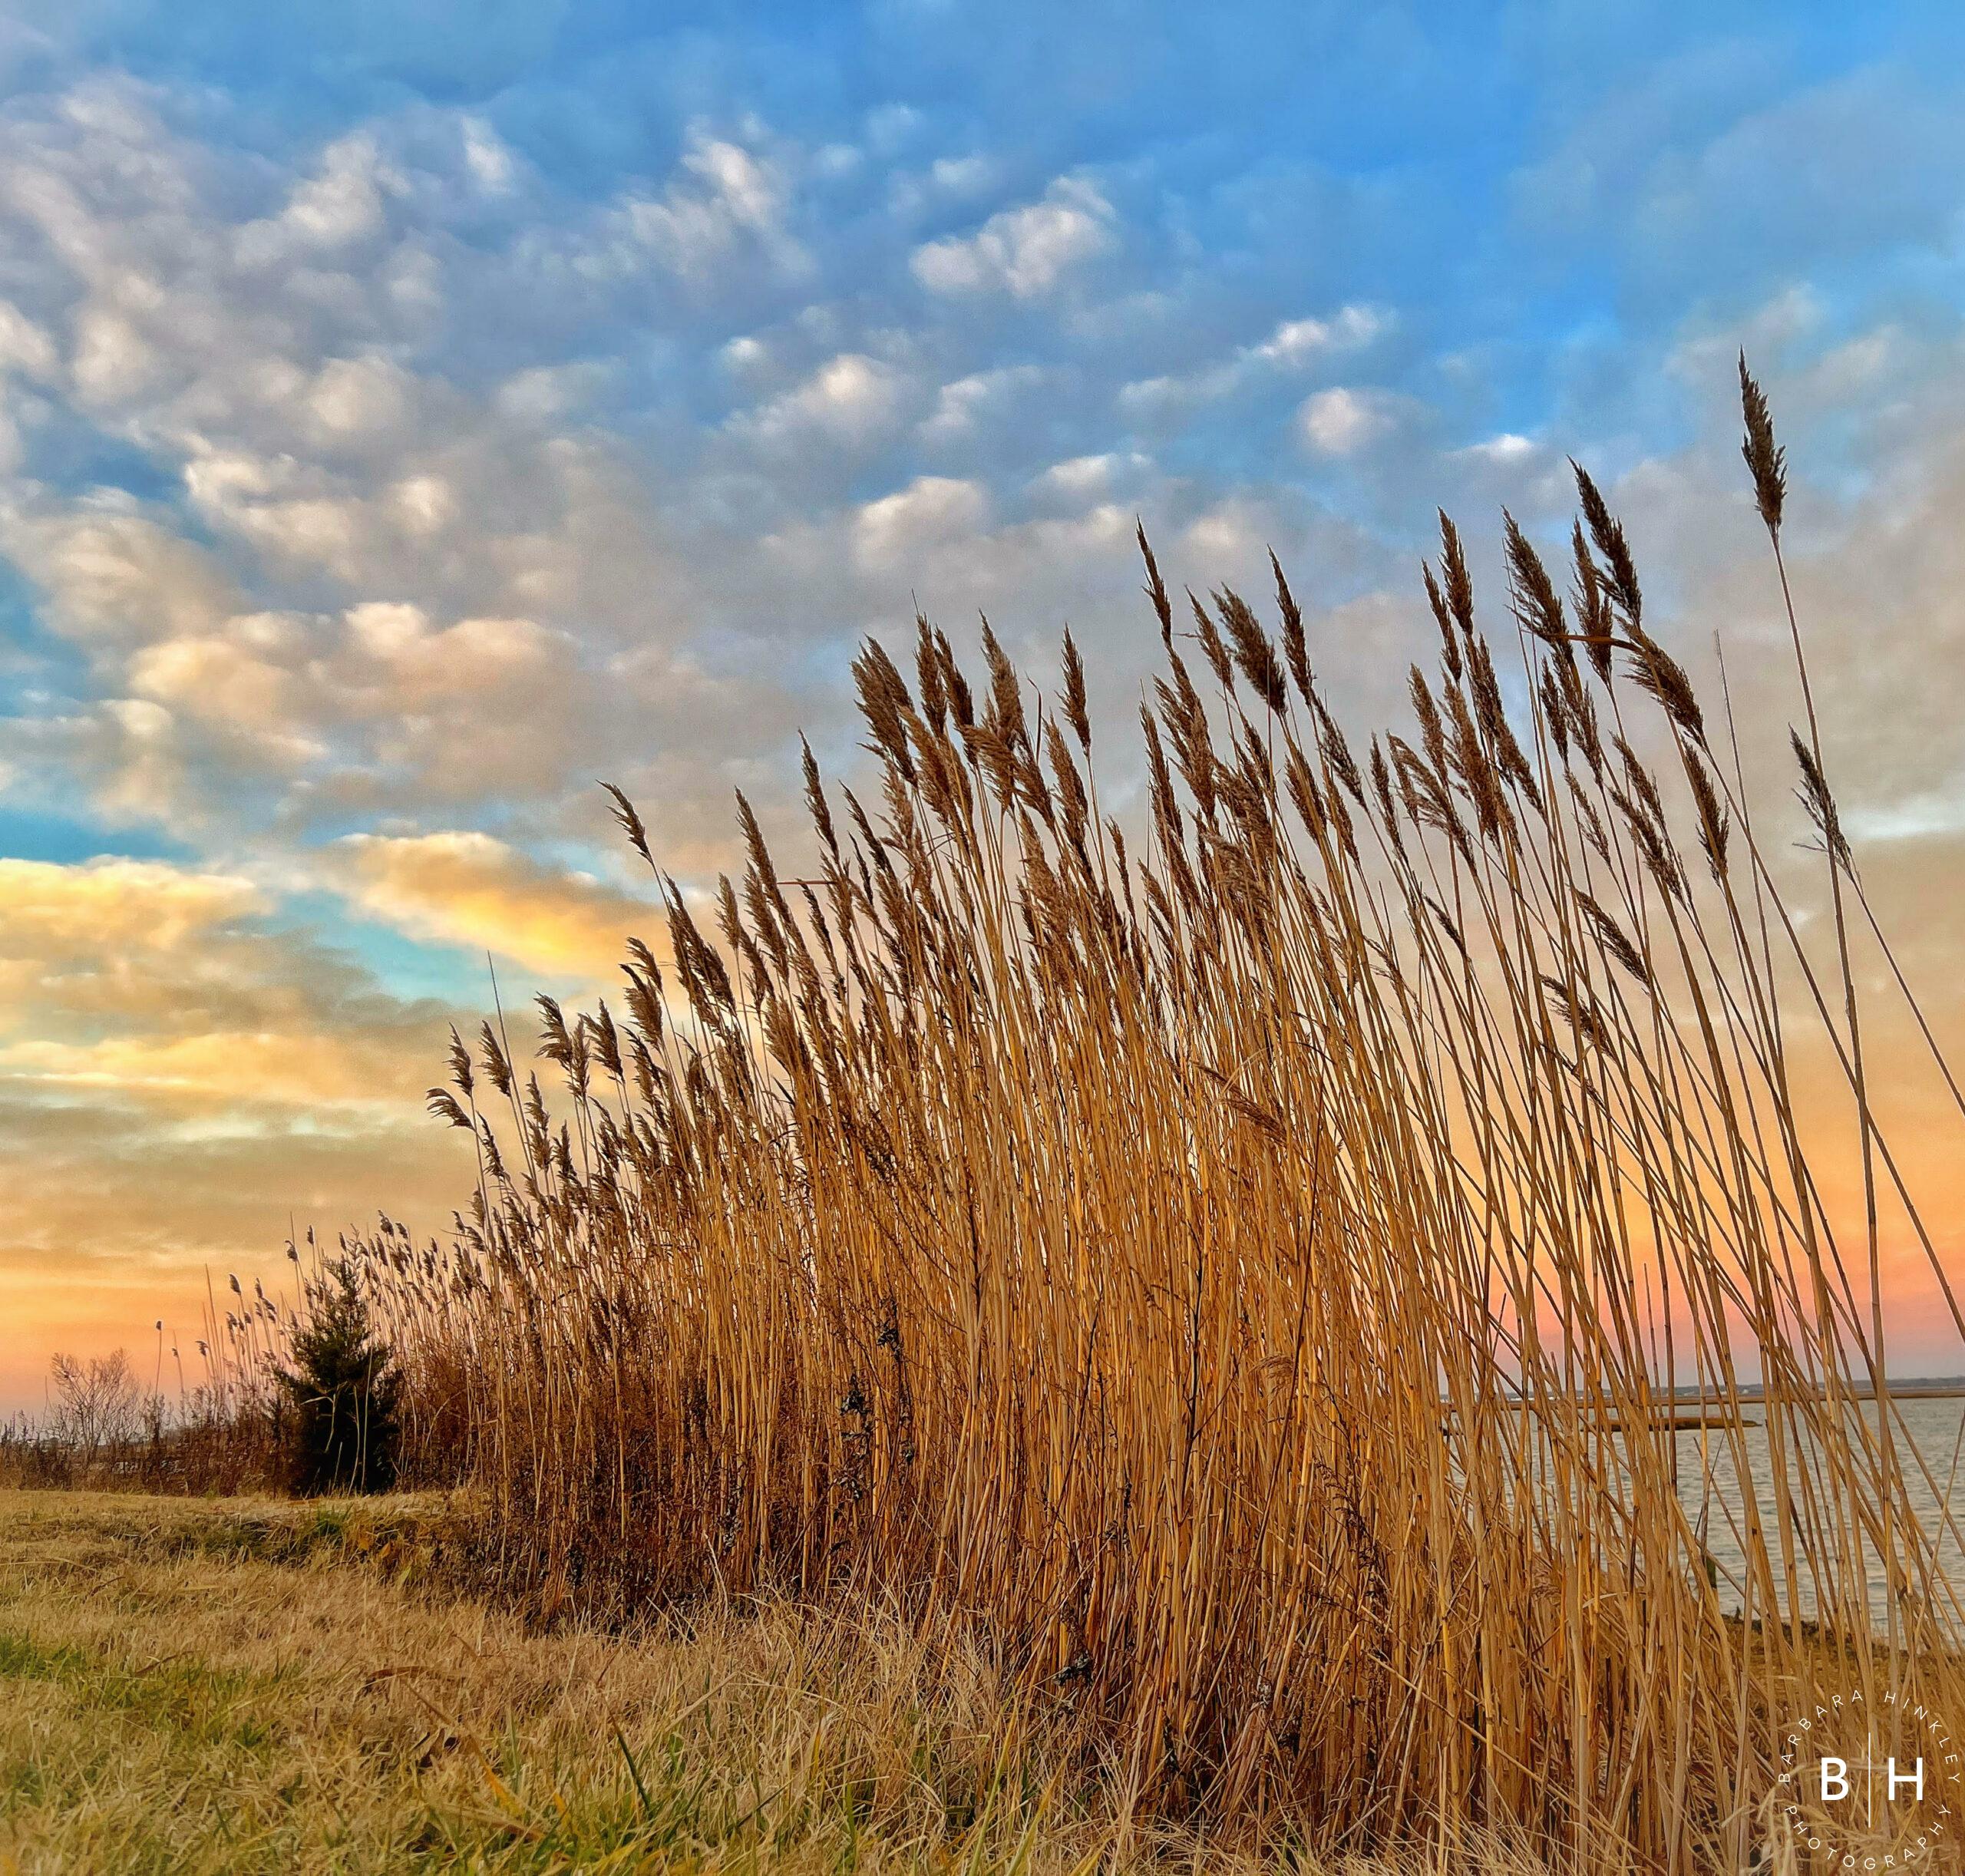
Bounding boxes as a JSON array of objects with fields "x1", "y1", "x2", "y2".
[{"x1": 1669, "y1": 1396, "x2": 1965, "y2": 1632}]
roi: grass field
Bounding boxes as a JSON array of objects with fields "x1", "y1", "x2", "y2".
[{"x1": 0, "y1": 1491, "x2": 1542, "y2": 1875}]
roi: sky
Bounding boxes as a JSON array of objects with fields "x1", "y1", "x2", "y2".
[{"x1": 5, "y1": 2, "x2": 1965, "y2": 1406}]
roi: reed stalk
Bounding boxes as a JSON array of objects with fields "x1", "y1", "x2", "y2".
[{"x1": 346, "y1": 379, "x2": 1965, "y2": 1868}]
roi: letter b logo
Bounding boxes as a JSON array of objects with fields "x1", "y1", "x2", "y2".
[{"x1": 1820, "y1": 1757, "x2": 1850, "y2": 1802}]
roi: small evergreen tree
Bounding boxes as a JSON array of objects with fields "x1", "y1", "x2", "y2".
[{"x1": 276, "y1": 1260, "x2": 402, "y2": 1495}]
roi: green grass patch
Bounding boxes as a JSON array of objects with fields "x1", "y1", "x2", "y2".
[{"x1": 0, "y1": 1623, "x2": 289, "y2": 1752}]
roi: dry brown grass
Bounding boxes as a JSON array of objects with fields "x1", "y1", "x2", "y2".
[
  {"x1": 309, "y1": 373, "x2": 1965, "y2": 1870},
  {"x1": 0, "y1": 1490, "x2": 1549, "y2": 1874}
]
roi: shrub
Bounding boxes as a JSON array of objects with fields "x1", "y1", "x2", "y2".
[{"x1": 276, "y1": 1260, "x2": 402, "y2": 1495}]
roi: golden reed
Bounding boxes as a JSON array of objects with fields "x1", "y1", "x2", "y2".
[{"x1": 338, "y1": 365, "x2": 1965, "y2": 1868}]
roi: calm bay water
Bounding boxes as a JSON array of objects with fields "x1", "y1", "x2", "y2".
[{"x1": 1670, "y1": 1396, "x2": 1965, "y2": 1630}]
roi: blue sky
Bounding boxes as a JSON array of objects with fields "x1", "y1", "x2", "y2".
[{"x1": 6, "y1": 1, "x2": 1965, "y2": 1395}]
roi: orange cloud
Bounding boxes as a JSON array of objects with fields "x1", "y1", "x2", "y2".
[
  {"x1": 0, "y1": 855, "x2": 438, "y2": 1110},
  {"x1": 329, "y1": 831, "x2": 661, "y2": 980},
  {"x1": 0, "y1": 855, "x2": 263, "y2": 950},
  {"x1": 0, "y1": 853, "x2": 480, "y2": 1409}
]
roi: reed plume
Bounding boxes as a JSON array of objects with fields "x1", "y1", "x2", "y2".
[{"x1": 337, "y1": 382, "x2": 1965, "y2": 1871}]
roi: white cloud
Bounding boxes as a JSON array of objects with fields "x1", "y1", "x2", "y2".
[
  {"x1": 239, "y1": 133, "x2": 396, "y2": 262},
  {"x1": 6, "y1": 507, "x2": 236, "y2": 651},
  {"x1": 0, "y1": 299, "x2": 58, "y2": 378},
  {"x1": 305, "y1": 355, "x2": 413, "y2": 439},
  {"x1": 718, "y1": 335, "x2": 770, "y2": 380},
  {"x1": 127, "y1": 631, "x2": 312, "y2": 753},
  {"x1": 1297, "y1": 386, "x2": 1395, "y2": 455},
  {"x1": 71, "y1": 304, "x2": 157, "y2": 402},
  {"x1": 920, "y1": 363, "x2": 1049, "y2": 441},
  {"x1": 887, "y1": 152, "x2": 997, "y2": 219},
  {"x1": 930, "y1": 154, "x2": 993, "y2": 195},
  {"x1": 911, "y1": 178, "x2": 1115, "y2": 298},
  {"x1": 1459, "y1": 432, "x2": 1536, "y2": 464},
  {"x1": 390, "y1": 472, "x2": 455, "y2": 534},
  {"x1": 1846, "y1": 788, "x2": 1965, "y2": 844},
  {"x1": 494, "y1": 361, "x2": 613, "y2": 424},
  {"x1": 853, "y1": 476, "x2": 990, "y2": 569},
  {"x1": 1029, "y1": 452, "x2": 1149, "y2": 504},
  {"x1": 460, "y1": 117, "x2": 516, "y2": 194},
  {"x1": 739, "y1": 352, "x2": 906, "y2": 444},
  {"x1": 1251, "y1": 306, "x2": 1388, "y2": 365},
  {"x1": 600, "y1": 128, "x2": 805, "y2": 286},
  {"x1": 1121, "y1": 304, "x2": 1388, "y2": 415}
]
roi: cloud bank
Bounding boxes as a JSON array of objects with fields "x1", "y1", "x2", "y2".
[{"x1": 5, "y1": 5, "x2": 1965, "y2": 1395}]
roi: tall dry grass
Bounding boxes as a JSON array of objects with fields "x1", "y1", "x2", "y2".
[{"x1": 343, "y1": 368, "x2": 1965, "y2": 1867}]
